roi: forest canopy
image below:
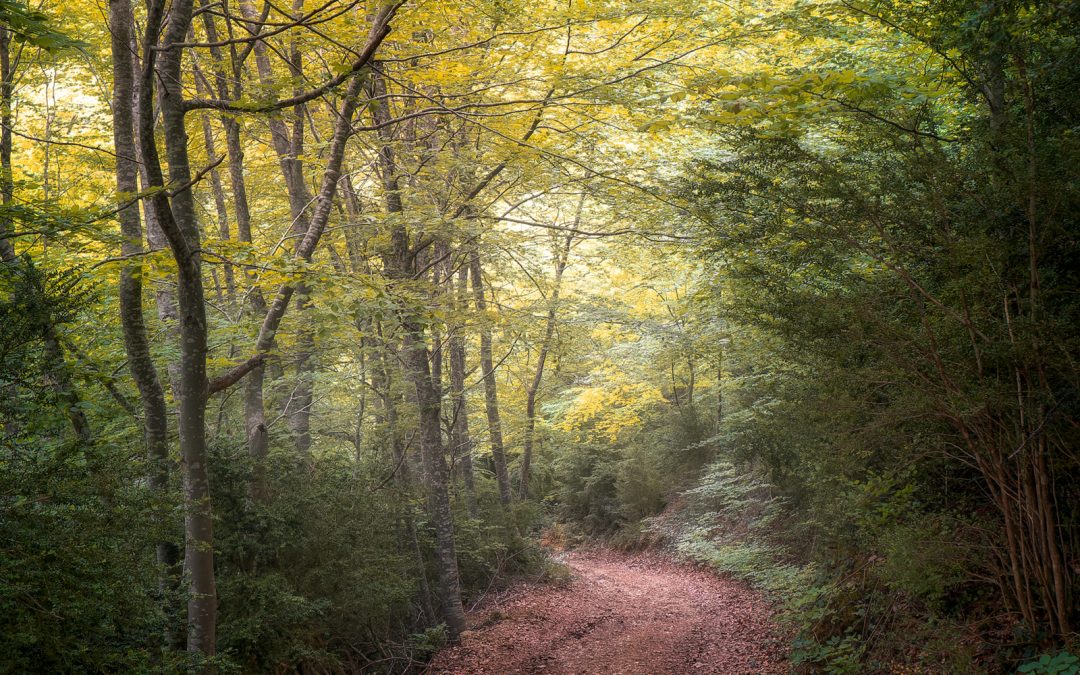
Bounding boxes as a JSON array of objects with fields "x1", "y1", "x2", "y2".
[{"x1": 0, "y1": 0, "x2": 1076, "y2": 672}]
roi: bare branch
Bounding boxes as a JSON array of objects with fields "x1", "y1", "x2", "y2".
[{"x1": 183, "y1": 1, "x2": 401, "y2": 113}]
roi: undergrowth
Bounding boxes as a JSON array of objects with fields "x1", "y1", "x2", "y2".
[{"x1": 647, "y1": 461, "x2": 988, "y2": 674}]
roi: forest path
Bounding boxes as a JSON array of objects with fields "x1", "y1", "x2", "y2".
[{"x1": 426, "y1": 548, "x2": 787, "y2": 674}]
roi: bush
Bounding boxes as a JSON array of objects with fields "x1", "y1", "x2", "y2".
[
  {"x1": 1019, "y1": 652, "x2": 1080, "y2": 675},
  {"x1": 0, "y1": 434, "x2": 162, "y2": 673}
]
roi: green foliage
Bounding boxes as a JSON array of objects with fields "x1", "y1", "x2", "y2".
[
  {"x1": 1019, "y1": 652, "x2": 1080, "y2": 675},
  {"x1": 550, "y1": 402, "x2": 713, "y2": 535},
  {"x1": 407, "y1": 624, "x2": 448, "y2": 661},
  {"x1": 0, "y1": 257, "x2": 90, "y2": 389},
  {"x1": 451, "y1": 499, "x2": 544, "y2": 590},
  {"x1": 202, "y1": 439, "x2": 548, "y2": 672},
  {"x1": 878, "y1": 520, "x2": 966, "y2": 606},
  {"x1": 652, "y1": 459, "x2": 981, "y2": 672},
  {"x1": 552, "y1": 440, "x2": 622, "y2": 532},
  {"x1": 209, "y1": 444, "x2": 417, "y2": 671},
  {"x1": 0, "y1": 429, "x2": 161, "y2": 673},
  {"x1": 656, "y1": 0, "x2": 1080, "y2": 667},
  {"x1": 0, "y1": 0, "x2": 85, "y2": 52},
  {"x1": 3, "y1": 0, "x2": 1078, "y2": 670}
]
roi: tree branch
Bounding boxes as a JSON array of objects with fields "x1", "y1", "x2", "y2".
[
  {"x1": 207, "y1": 353, "x2": 266, "y2": 394},
  {"x1": 183, "y1": 1, "x2": 399, "y2": 113}
]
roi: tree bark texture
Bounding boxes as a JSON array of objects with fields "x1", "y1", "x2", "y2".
[{"x1": 108, "y1": 0, "x2": 181, "y2": 652}]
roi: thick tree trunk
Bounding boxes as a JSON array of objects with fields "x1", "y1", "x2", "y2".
[
  {"x1": 138, "y1": 0, "x2": 217, "y2": 658},
  {"x1": 108, "y1": 0, "x2": 180, "y2": 653}
]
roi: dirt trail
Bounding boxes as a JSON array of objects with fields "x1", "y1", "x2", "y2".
[{"x1": 427, "y1": 549, "x2": 787, "y2": 674}]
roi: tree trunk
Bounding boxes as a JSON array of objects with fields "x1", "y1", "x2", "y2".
[
  {"x1": 242, "y1": 70, "x2": 369, "y2": 500},
  {"x1": 449, "y1": 262, "x2": 478, "y2": 517},
  {"x1": 400, "y1": 325, "x2": 467, "y2": 637},
  {"x1": 138, "y1": 0, "x2": 216, "y2": 658},
  {"x1": 288, "y1": 286, "x2": 315, "y2": 461},
  {"x1": 235, "y1": 12, "x2": 392, "y2": 481},
  {"x1": 237, "y1": 0, "x2": 317, "y2": 413},
  {"x1": 520, "y1": 227, "x2": 574, "y2": 500},
  {"x1": 468, "y1": 248, "x2": 512, "y2": 506},
  {"x1": 197, "y1": 1, "x2": 264, "y2": 315},
  {"x1": 372, "y1": 67, "x2": 466, "y2": 636},
  {"x1": 194, "y1": 89, "x2": 235, "y2": 308},
  {"x1": 108, "y1": 0, "x2": 180, "y2": 653}
]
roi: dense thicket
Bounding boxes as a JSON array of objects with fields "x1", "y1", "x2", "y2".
[{"x1": 547, "y1": 2, "x2": 1080, "y2": 671}]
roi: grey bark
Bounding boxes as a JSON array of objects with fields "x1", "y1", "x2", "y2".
[
  {"x1": 108, "y1": 0, "x2": 180, "y2": 652},
  {"x1": 469, "y1": 248, "x2": 512, "y2": 506},
  {"x1": 138, "y1": 0, "x2": 217, "y2": 657},
  {"x1": 372, "y1": 67, "x2": 466, "y2": 637},
  {"x1": 197, "y1": 2, "x2": 264, "y2": 315},
  {"x1": 193, "y1": 75, "x2": 235, "y2": 307},
  {"x1": 244, "y1": 68, "x2": 373, "y2": 499},
  {"x1": 448, "y1": 260, "x2": 478, "y2": 517},
  {"x1": 239, "y1": 7, "x2": 393, "y2": 478},
  {"x1": 370, "y1": 320, "x2": 436, "y2": 622}
]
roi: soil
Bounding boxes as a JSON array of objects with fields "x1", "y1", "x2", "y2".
[{"x1": 426, "y1": 548, "x2": 788, "y2": 674}]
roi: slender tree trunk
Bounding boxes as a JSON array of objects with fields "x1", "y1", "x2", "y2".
[
  {"x1": 194, "y1": 79, "x2": 235, "y2": 308},
  {"x1": 372, "y1": 67, "x2": 466, "y2": 636},
  {"x1": 259, "y1": 9, "x2": 318, "y2": 458},
  {"x1": 371, "y1": 319, "x2": 437, "y2": 622},
  {"x1": 468, "y1": 248, "x2": 512, "y2": 506},
  {"x1": 449, "y1": 262, "x2": 478, "y2": 517},
  {"x1": 716, "y1": 353, "x2": 723, "y2": 431},
  {"x1": 197, "y1": 1, "x2": 264, "y2": 315},
  {"x1": 520, "y1": 227, "x2": 574, "y2": 500},
  {"x1": 234, "y1": 4, "x2": 391, "y2": 469},
  {"x1": 288, "y1": 286, "x2": 315, "y2": 461},
  {"x1": 243, "y1": 69, "x2": 372, "y2": 500}
]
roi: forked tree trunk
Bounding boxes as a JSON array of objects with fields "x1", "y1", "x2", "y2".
[
  {"x1": 243, "y1": 71, "x2": 368, "y2": 501},
  {"x1": 237, "y1": 0, "x2": 318, "y2": 460},
  {"x1": 108, "y1": 0, "x2": 180, "y2": 653},
  {"x1": 137, "y1": 0, "x2": 216, "y2": 657}
]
